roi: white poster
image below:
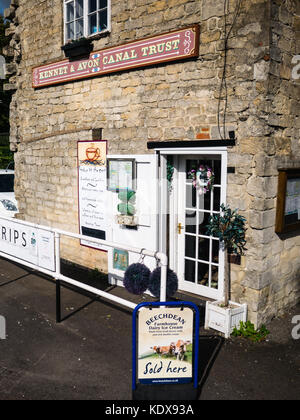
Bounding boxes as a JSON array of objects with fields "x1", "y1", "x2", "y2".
[
  {"x1": 0, "y1": 218, "x2": 55, "y2": 271},
  {"x1": 78, "y1": 141, "x2": 108, "y2": 250}
]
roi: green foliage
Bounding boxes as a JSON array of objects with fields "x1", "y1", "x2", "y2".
[
  {"x1": 232, "y1": 321, "x2": 270, "y2": 342},
  {"x1": 167, "y1": 156, "x2": 174, "y2": 192},
  {"x1": 206, "y1": 204, "x2": 247, "y2": 255}
]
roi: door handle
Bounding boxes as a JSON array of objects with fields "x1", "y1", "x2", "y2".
[{"x1": 178, "y1": 223, "x2": 185, "y2": 234}]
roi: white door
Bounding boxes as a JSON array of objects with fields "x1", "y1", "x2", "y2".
[{"x1": 176, "y1": 155, "x2": 226, "y2": 300}]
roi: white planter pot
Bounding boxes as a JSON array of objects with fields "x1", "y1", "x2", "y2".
[{"x1": 205, "y1": 300, "x2": 248, "y2": 339}]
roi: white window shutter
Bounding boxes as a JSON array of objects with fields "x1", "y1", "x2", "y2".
[{"x1": 107, "y1": 154, "x2": 159, "y2": 286}]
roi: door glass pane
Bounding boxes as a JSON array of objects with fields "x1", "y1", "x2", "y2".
[
  {"x1": 198, "y1": 262, "x2": 209, "y2": 286},
  {"x1": 212, "y1": 239, "x2": 220, "y2": 264},
  {"x1": 186, "y1": 160, "x2": 198, "y2": 179},
  {"x1": 185, "y1": 259, "x2": 195, "y2": 283},
  {"x1": 185, "y1": 235, "x2": 196, "y2": 259},
  {"x1": 211, "y1": 266, "x2": 219, "y2": 289},
  {"x1": 213, "y1": 160, "x2": 221, "y2": 185},
  {"x1": 198, "y1": 237, "x2": 210, "y2": 261},
  {"x1": 202, "y1": 190, "x2": 211, "y2": 211},
  {"x1": 186, "y1": 182, "x2": 196, "y2": 209},
  {"x1": 213, "y1": 186, "x2": 221, "y2": 211},
  {"x1": 185, "y1": 210, "x2": 196, "y2": 234},
  {"x1": 198, "y1": 211, "x2": 210, "y2": 235}
]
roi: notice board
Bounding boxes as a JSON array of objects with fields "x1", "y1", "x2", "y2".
[{"x1": 275, "y1": 169, "x2": 300, "y2": 233}]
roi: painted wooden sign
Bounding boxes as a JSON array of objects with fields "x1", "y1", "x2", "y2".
[{"x1": 32, "y1": 25, "x2": 199, "y2": 88}]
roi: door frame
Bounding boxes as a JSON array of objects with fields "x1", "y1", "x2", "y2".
[{"x1": 158, "y1": 147, "x2": 228, "y2": 301}]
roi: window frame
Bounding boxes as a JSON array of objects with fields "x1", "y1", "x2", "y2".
[{"x1": 63, "y1": 0, "x2": 111, "y2": 43}]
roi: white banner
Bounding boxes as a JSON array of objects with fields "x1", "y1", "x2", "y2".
[{"x1": 0, "y1": 218, "x2": 55, "y2": 272}]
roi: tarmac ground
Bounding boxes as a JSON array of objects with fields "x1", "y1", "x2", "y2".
[{"x1": 0, "y1": 257, "x2": 299, "y2": 401}]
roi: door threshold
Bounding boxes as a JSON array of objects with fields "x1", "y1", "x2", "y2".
[{"x1": 174, "y1": 289, "x2": 214, "y2": 307}]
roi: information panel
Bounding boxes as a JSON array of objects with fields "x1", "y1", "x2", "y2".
[
  {"x1": 0, "y1": 217, "x2": 55, "y2": 271},
  {"x1": 78, "y1": 140, "x2": 108, "y2": 250}
]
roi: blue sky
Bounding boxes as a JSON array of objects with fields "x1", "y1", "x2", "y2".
[{"x1": 0, "y1": 0, "x2": 10, "y2": 16}]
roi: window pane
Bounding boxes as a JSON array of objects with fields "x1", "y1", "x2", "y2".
[
  {"x1": 213, "y1": 160, "x2": 221, "y2": 185},
  {"x1": 66, "y1": 22, "x2": 75, "y2": 40},
  {"x1": 185, "y1": 259, "x2": 195, "y2": 283},
  {"x1": 186, "y1": 182, "x2": 196, "y2": 209},
  {"x1": 76, "y1": 0, "x2": 84, "y2": 18},
  {"x1": 198, "y1": 211, "x2": 210, "y2": 235},
  {"x1": 89, "y1": 13, "x2": 97, "y2": 34},
  {"x1": 100, "y1": 0, "x2": 107, "y2": 9},
  {"x1": 185, "y1": 211, "x2": 196, "y2": 234},
  {"x1": 212, "y1": 239, "x2": 220, "y2": 264},
  {"x1": 213, "y1": 187, "x2": 221, "y2": 211},
  {"x1": 186, "y1": 159, "x2": 198, "y2": 180},
  {"x1": 99, "y1": 9, "x2": 108, "y2": 31},
  {"x1": 76, "y1": 19, "x2": 84, "y2": 38},
  {"x1": 202, "y1": 189, "x2": 211, "y2": 211},
  {"x1": 211, "y1": 266, "x2": 219, "y2": 289},
  {"x1": 185, "y1": 235, "x2": 196, "y2": 259},
  {"x1": 89, "y1": 0, "x2": 97, "y2": 13},
  {"x1": 198, "y1": 237, "x2": 210, "y2": 262},
  {"x1": 66, "y1": 2, "x2": 75, "y2": 22},
  {"x1": 198, "y1": 262, "x2": 209, "y2": 286}
]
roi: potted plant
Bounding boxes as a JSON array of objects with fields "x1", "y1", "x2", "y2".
[
  {"x1": 204, "y1": 204, "x2": 248, "y2": 338},
  {"x1": 61, "y1": 37, "x2": 93, "y2": 59}
]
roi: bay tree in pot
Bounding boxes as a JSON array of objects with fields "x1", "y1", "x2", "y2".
[{"x1": 205, "y1": 204, "x2": 248, "y2": 338}]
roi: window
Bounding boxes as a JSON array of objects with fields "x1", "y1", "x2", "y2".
[{"x1": 64, "y1": 0, "x2": 110, "y2": 42}]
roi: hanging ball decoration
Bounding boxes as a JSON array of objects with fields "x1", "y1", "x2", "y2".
[
  {"x1": 123, "y1": 263, "x2": 151, "y2": 295},
  {"x1": 148, "y1": 267, "x2": 179, "y2": 298}
]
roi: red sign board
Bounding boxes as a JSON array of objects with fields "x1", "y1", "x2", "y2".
[{"x1": 32, "y1": 25, "x2": 199, "y2": 88}]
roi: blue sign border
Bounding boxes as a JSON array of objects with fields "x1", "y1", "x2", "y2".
[{"x1": 132, "y1": 301, "x2": 200, "y2": 391}]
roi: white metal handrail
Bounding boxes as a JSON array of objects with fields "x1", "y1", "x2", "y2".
[{"x1": 0, "y1": 217, "x2": 168, "y2": 311}]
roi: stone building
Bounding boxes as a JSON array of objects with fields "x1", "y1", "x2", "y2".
[{"x1": 3, "y1": 0, "x2": 300, "y2": 327}]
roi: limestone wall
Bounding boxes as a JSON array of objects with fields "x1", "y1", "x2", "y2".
[{"x1": 4, "y1": 0, "x2": 300, "y2": 326}]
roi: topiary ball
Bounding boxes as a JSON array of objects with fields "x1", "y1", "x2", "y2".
[
  {"x1": 123, "y1": 263, "x2": 151, "y2": 295},
  {"x1": 148, "y1": 267, "x2": 178, "y2": 298}
]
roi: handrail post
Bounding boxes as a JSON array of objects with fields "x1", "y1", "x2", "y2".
[
  {"x1": 54, "y1": 231, "x2": 62, "y2": 322},
  {"x1": 54, "y1": 231, "x2": 61, "y2": 279},
  {"x1": 157, "y1": 252, "x2": 168, "y2": 302}
]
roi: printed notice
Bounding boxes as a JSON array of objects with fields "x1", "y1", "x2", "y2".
[
  {"x1": 78, "y1": 141, "x2": 108, "y2": 250},
  {"x1": 138, "y1": 307, "x2": 194, "y2": 385}
]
